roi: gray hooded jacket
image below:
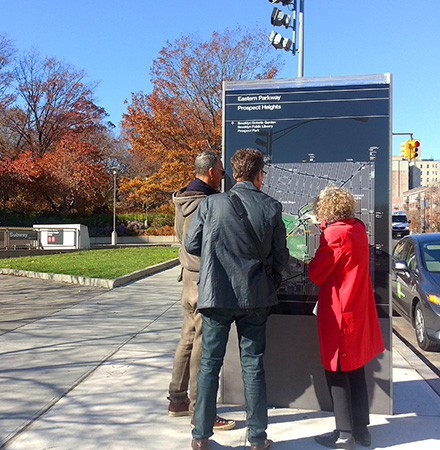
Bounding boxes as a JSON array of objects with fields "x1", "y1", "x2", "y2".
[{"x1": 173, "y1": 187, "x2": 207, "y2": 273}]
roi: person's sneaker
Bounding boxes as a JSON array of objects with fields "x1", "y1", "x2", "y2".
[
  {"x1": 250, "y1": 438, "x2": 272, "y2": 450},
  {"x1": 353, "y1": 429, "x2": 371, "y2": 447},
  {"x1": 167, "y1": 396, "x2": 191, "y2": 417},
  {"x1": 191, "y1": 415, "x2": 236, "y2": 431},
  {"x1": 314, "y1": 430, "x2": 356, "y2": 450}
]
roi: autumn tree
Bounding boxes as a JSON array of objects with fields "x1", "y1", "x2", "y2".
[
  {"x1": 2, "y1": 134, "x2": 110, "y2": 215},
  {"x1": 40, "y1": 134, "x2": 111, "y2": 213},
  {"x1": 0, "y1": 34, "x2": 15, "y2": 162},
  {"x1": 426, "y1": 184, "x2": 440, "y2": 232},
  {"x1": 121, "y1": 27, "x2": 283, "y2": 210},
  {"x1": 0, "y1": 34, "x2": 15, "y2": 109},
  {"x1": 1, "y1": 49, "x2": 108, "y2": 158},
  {"x1": 0, "y1": 50, "x2": 121, "y2": 218}
]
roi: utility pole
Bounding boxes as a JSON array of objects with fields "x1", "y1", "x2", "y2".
[
  {"x1": 111, "y1": 167, "x2": 118, "y2": 246},
  {"x1": 297, "y1": 0, "x2": 305, "y2": 77},
  {"x1": 268, "y1": 1, "x2": 304, "y2": 76}
]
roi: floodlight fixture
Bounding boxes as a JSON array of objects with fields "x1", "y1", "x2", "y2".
[
  {"x1": 268, "y1": 0, "x2": 294, "y2": 5},
  {"x1": 271, "y1": 7, "x2": 292, "y2": 28},
  {"x1": 269, "y1": 31, "x2": 292, "y2": 52},
  {"x1": 269, "y1": 31, "x2": 282, "y2": 49}
]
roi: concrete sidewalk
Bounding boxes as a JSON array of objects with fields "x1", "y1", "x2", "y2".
[{"x1": 1, "y1": 267, "x2": 440, "y2": 449}]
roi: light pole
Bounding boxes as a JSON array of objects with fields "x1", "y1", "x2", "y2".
[
  {"x1": 111, "y1": 167, "x2": 118, "y2": 246},
  {"x1": 144, "y1": 177, "x2": 149, "y2": 228},
  {"x1": 268, "y1": 0, "x2": 304, "y2": 77},
  {"x1": 297, "y1": 0, "x2": 305, "y2": 77}
]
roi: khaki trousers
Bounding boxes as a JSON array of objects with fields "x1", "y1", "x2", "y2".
[{"x1": 168, "y1": 268, "x2": 202, "y2": 412}]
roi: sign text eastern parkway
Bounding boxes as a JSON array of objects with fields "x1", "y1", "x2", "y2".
[{"x1": 236, "y1": 94, "x2": 282, "y2": 112}]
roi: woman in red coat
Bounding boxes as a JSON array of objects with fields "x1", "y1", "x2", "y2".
[{"x1": 308, "y1": 185, "x2": 384, "y2": 450}]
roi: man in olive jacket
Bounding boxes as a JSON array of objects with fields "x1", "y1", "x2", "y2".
[
  {"x1": 168, "y1": 151, "x2": 235, "y2": 431},
  {"x1": 186, "y1": 148, "x2": 289, "y2": 450}
]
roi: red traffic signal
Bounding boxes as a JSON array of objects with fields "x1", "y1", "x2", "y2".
[{"x1": 410, "y1": 139, "x2": 421, "y2": 159}]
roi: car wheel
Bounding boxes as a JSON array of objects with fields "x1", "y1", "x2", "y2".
[{"x1": 414, "y1": 303, "x2": 440, "y2": 351}]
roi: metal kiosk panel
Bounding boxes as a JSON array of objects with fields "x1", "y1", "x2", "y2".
[
  {"x1": 33, "y1": 224, "x2": 90, "y2": 250},
  {"x1": 221, "y1": 74, "x2": 392, "y2": 414}
]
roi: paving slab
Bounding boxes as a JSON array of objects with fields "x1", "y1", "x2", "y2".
[
  {"x1": 5, "y1": 341, "x2": 440, "y2": 450},
  {"x1": 1, "y1": 266, "x2": 440, "y2": 449},
  {"x1": 0, "y1": 275, "x2": 107, "y2": 335},
  {"x1": 0, "y1": 267, "x2": 183, "y2": 448}
]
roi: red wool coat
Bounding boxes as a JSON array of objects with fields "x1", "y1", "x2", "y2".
[{"x1": 308, "y1": 218, "x2": 384, "y2": 372}]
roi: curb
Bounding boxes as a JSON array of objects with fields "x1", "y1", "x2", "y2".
[
  {"x1": 393, "y1": 329, "x2": 440, "y2": 398},
  {"x1": 0, "y1": 258, "x2": 180, "y2": 289}
]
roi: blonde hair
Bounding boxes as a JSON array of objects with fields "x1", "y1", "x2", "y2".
[{"x1": 313, "y1": 184, "x2": 357, "y2": 223}]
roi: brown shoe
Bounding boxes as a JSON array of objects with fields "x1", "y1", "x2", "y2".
[
  {"x1": 191, "y1": 438, "x2": 208, "y2": 449},
  {"x1": 191, "y1": 415, "x2": 236, "y2": 431},
  {"x1": 250, "y1": 439, "x2": 271, "y2": 450},
  {"x1": 168, "y1": 396, "x2": 191, "y2": 417}
]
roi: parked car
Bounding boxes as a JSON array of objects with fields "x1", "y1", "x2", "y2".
[
  {"x1": 392, "y1": 210, "x2": 410, "y2": 238},
  {"x1": 392, "y1": 233, "x2": 440, "y2": 351}
]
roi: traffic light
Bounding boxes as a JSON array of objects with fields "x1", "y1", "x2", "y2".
[
  {"x1": 400, "y1": 140, "x2": 410, "y2": 159},
  {"x1": 409, "y1": 139, "x2": 421, "y2": 159}
]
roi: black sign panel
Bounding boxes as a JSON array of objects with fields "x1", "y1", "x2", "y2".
[
  {"x1": 223, "y1": 75, "x2": 391, "y2": 316},
  {"x1": 9, "y1": 230, "x2": 38, "y2": 240},
  {"x1": 47, "y1": 230, "x2": 64, "y2": 245}
]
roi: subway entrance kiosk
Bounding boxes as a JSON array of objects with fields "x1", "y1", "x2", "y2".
[{"x1": 33, "y1": 224, "x2": 90, "y2": 250}]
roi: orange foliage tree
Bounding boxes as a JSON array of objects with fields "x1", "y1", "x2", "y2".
[
  {"x1": 0, "y1": 50, "x2": 117, "y2": 217},
  {"x1": 2, "y1": 135, "x2": 110, "y2": 214},
  {"x1": 40, "y1": 135, "x2": 110, "y2": 213},
  {"x1": 121, "y1": 27, "x2": 283, "y2": 210},
  {"x1": 1, "y1": 50, "x2": 108, "y2": 158}
]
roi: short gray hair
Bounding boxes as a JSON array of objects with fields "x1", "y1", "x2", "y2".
[{"x1": 194, "y1": 151, "x2": 221, "y2": 176}]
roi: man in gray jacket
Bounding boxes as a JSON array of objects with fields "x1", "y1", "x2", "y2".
[
  {"x1": 186, "y1": 148, "x2": 289, "y2": 450},
  {"x1": 168, "y1": 151, "x2": 235, "y2": 431}
]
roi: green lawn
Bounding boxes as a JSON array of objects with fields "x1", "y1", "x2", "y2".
[{"x1": 0, "y1": 247, "x2": 179, "y2": 279}]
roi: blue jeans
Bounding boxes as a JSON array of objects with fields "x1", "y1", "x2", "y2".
[{"x1": 191, "y1": 307, "x2": 269, "y2": 446}]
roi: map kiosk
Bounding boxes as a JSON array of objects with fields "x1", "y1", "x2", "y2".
[{"x1": 221, "y1": 74, "x2": 392, "y2": 414}]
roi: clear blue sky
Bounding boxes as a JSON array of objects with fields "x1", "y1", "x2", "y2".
[{"x1": 2, "y1": 0, "x2": 439, "y2": 159}]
